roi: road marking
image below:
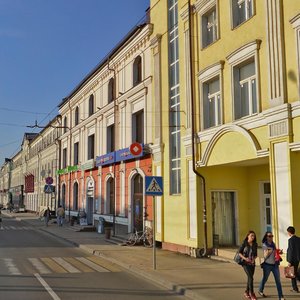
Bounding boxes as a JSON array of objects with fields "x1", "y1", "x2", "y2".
[
  {"x1": 64, "y1": 257, "x2": 95, "y2": 273},
  {"x1": 40, "y1": 258, "x2": 68, "y2": 273},
  {"x1": 34, "y1": 273, "x2": 61, "y2": 300},
  {"x1": 86, "y1": 256, "x2": 121, "y2": 272},
  {"x1": 52, "y1": 257, "x2": 80, "y2": 273},
  {"x1": 3, "y1": 258, "x2": 21, "y2": 275},
  {"x1": 28, "y1": 258, "x2": 51, "y2": 274},
  {"x1": 76, "y1": 257, "x2": 109, "y2": 272}
]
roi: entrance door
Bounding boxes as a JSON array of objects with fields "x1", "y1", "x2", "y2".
[
  {"x1": 132, "y1": 175, "x2": 143, "y2": 232},
  {"x1": 262, "y1": 182, "x2": 272, "y2": 232},
  {"x1": 212, "y1": 191, "x2": 236, "y2": 246},
  {"x1": 86, "y1": 197, "x2": 93, "y2": 225}
]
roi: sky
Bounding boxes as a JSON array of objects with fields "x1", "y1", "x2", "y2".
[{"x1": 0, "y1": 0, "x2": 149, "y2": 164}]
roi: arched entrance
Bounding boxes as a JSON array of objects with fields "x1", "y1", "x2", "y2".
[{"x1": 132, "y1": 174, "x2": 143, "y2": 232}]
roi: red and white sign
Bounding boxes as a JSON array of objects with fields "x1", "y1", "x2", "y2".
[
  {"x1": 129, "y1": 142, "x2": 143, "y2": 156},
  {"x1": 45, "y1": 177, "x2": 53, "y2": 185}
]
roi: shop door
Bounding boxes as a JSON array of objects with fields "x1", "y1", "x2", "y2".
[
  {"x1": 133, "y1": 175, "x2": 143, "y2": 232},
  {"x1": 212, "y1": 191, "x2": 236, "y2": 246}
]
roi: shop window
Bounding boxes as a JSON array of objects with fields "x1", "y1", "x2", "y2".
[{"x1": 73, "y1": 182, "x2": 79, "y2": 211}]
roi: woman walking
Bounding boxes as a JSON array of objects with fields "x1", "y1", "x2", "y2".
[
  {"x1": 238, "y1": 230, "x2": 258, "y2": 300},
  {"x1": 258, "y1": 231, "x2": 285, "y2": 300}
]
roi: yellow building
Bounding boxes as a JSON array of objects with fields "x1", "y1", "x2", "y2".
[{"x1": 150, "y1": 0, "x2": 300, "y2": 255}]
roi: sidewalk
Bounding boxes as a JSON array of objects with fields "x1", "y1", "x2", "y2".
[{"x1": 3, "y1": 211, "x2": 298, "y2": 300}]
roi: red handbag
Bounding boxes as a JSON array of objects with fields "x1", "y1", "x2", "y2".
[{"x1": 284, "y1": 266, "x2": 295, "y2": 279}]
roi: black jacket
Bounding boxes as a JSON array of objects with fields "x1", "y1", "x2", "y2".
[{"x1": 287, "y1": 235, "x2": 300, "y2": 265}]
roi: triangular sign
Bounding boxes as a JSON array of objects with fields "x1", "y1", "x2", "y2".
[{"x1": 146, "y1": 178, "x2": 162, "y2": 193}]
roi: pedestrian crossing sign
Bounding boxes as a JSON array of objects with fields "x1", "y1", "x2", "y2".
[{"x1": 145, "y1": 176, "x2": 163, "y2": 196}]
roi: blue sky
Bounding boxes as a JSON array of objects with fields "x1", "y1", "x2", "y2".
[{"x1": 0, "y1": 0, "x2": 149, "y2": 164}]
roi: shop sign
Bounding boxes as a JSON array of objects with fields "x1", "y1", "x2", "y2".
[
  {"x1": 56, "y1": 165, "x2": 78, "y2": 175},
  {"x1": 115, "y1": 144, "x2": 144, "y2": 163},
  {"x1": 95, "y1": 152, "x2": 115, "y2": 167},
  {"x1": 80, "y1": 159, "x2": 95, "y2": 171}
]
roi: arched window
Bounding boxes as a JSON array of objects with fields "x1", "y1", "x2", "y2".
[
  {"x1": 88, "y1": 94, "x2": 94, "y2": 116},
  {"x1": 61, "y1": 184, "x2": 66, "y2": 208},
  {"x1": 133, "y1": 56, "x2": 142, "y2": 86},
  {"x1": 74, "y1": 106, "x2": 79, "y2": 126},
  {"x1": 107, "y1": 177, "x2": 115, "y2": 215},
  {"x1": 108, "y1": 78, "x2": 115, "y2": 103},
  {"x1": 63, "y1": 116, "x2": 68, "y2": 133},
  {"x1": 73, "y1": 182, "x2": 78, "y2": 211}
]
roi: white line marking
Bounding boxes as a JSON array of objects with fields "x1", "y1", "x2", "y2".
[
  {"x1": 52, "y1": 257, "x2": 80, "y2": 273},
  {"x1": 3, "y1": 258, "x2": 21, "y2": 275},
  {"x1": 34, "y1": 273, "x2": 61, "y2": 300},
  {"x1": 76, "y1": 257, "x2": 109, "y2": 272},
  {"x1": 10, "y1": 226, "x2": 16, "y2": 229},
  {"x1": 28, "y1": 258, "x2": 51, "y2": 274}
]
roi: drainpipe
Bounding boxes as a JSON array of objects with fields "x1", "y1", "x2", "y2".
[{"x1": 188, "y1": 1, "x2": 208, "y2": 257}]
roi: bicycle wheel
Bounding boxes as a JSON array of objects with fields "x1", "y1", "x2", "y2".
[
  {"x1": 126, "y1": 233, "x2": 137, "y2": 246},
  {"x1": 143, "y1": 232, "x2": 153, "y2": 248}
]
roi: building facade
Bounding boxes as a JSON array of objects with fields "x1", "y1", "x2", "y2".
[
  {"x1": 150, "y1": 0, "x2": 300, "y2": 255},
  {"x1": 57, "y1": 21, "x2": 153, "y2": 234}
]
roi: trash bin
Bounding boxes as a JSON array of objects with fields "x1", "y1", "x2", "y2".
[
  {"x1": 98, "y1": 217, "x2": 105, "y2": 234},
  {"x1": 104, "y1": 227, "x2": 111, "y2": 239}
]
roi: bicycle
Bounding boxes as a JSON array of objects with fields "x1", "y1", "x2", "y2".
[{"x1": 126, "y1": 227, "x2": 153, "y2": 248}]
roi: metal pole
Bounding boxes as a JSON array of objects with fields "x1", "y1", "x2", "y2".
[{"x1": 153, "y1": 196, "x2": 156, "y2": 270}]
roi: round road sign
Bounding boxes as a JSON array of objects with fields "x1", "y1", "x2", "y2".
[
  {"x1": 45, "y1": 177, "x2": 53, "y2": 185},
  {"x1": 129, "y1": 143, "x2": 143, "y2": 156}
]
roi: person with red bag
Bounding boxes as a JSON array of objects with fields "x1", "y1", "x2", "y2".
[
  {"x1": 287, "y1": 226, "x2": 300, "y2": 293},
  {"x1": 258, "y1": 232, "x2": 285, "y2": 300}
]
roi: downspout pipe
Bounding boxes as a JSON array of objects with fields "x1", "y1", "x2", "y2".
[{"x1": 188, "y1": 1, "x2": 208, "y2": 257}]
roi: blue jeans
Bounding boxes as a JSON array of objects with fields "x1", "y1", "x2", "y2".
[{"x1": 259, "y1": 263, "x2": 283, "y2": 298}]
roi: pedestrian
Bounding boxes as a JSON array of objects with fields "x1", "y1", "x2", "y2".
[
  {"x1": 258, "y1": 231, "x2": 285, "y2": 299},
  {"x1": 238, "y1": 230, "x2": 258, "y2": 300},
  {"x1": 56, "y1": 205, "x2": 65, "y2": 227},
  {"x1": 43, "y1": 207, "x2": 51, "y2": 227},
  {"x1": 286, "y1": 226, "x2": 300, "y2": 293}
]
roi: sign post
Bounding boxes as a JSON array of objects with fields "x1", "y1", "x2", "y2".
[{"x1": 145, "y1": 176, "x2": 163, "y2": 270}]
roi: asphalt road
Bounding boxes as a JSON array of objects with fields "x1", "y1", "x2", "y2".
[{"x1": 0, "y1": 215, "x2": 187, "y2": 300}]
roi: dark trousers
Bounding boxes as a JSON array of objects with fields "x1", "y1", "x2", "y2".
[
  {"x1": 291, "y1": 262, "x2": 299, "y2": 291},
  {"x1": 243, "y1": 264, "x2": 255, "y2": 293}
]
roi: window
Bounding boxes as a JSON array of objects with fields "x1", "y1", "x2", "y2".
[
  {"x1": 62, "y1": 148, "x2": 67, "y2": 168},
  {"x1": 132, "y1": 110, "x2": 144, "y2": 143},
  {"x1": 74, "y1": 142, "x2": 79, "y2": 165},
  {"x1": 73, "y1": 182, "x2": 78, "y2": 211},
  {"x1": 202, "y1": 7, "x2": 217, "y2": 48},
  {"x1": 88, "y1": 94, "x2": 94, "y2": 116},
  {"x1": 87, "y1": 134, "x2": 95, "y2": 160},
  {"x1": 108, "y1": 78, "x2": 115, "y2": 103},
  {"x1": 74, "y1": 106, "x2": 79, "y2": 126},
  {"x1": 63, "y1": 116, "x2": 68, "y2": 133},
  {"x1": 232, "y1": 0, "x2": 254, "y2": 28},
  {"x1": 203, "y1": 77, "x2": 221, "y2": 129},
  {"x1": 61, "y1": 184, "x2": 66, "y2": 208},
  {"x1": 233, "y1": 60, "x2": 257, "y2": 120},
  {"x1": 168, "y1": 0, "x2": 181, "y2": 194},
  {"x1": 133, "y1": 56, "x2": 142, "y2": 86},
  {"x1": 107, "y1": 124, "x2": 115, "y2": 153}
]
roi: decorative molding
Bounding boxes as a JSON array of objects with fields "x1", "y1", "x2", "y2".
[
  {"x1": 290, "y1": 142, "x2": 300, "y2": 152},
  {"x1": 198, "y1": 60, "x2": 225, "y2": 81},
  {"x1": 194, "y1": 0, "x2": 215, "y2": 14},
  {"x1": 268, "y1": 120, "x2": 288, "y2": 138},
  {"x1": 290, "y1": 13, "x2": 300, "y2": 28}
]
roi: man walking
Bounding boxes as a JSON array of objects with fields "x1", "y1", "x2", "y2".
[
  {"x1": 287, "y1": 226, "x2": 300, "y2": 293},
  {"x1": 56, "y1": 205, "x2": 65, "y2": 227},
  {"x1": 43, "y1": 207, "x2": 51, "y2": 227}
]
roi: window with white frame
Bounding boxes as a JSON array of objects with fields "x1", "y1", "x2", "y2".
[
  {"x1": 88, "y1": 94, "x2": 94, "y2": 117},
  {"x1": 232, "y1": 0, "x2": 254, "y2": 28},
  {"x1": 73, "y1": 142, "x2": 79, "y2": 165},
  {"x1": 62, "y1": 148, "x2": 67, "y2": 168},
  {"x1": 290, "y1": 15, "x2": 300, "y2": 98},
  {"x1": 87, "y1": 134, "x2": 95, "y2": 160},
  {"x1": 202, "y1": 6, "x2": 218, "y2": 48},
  {"x1": 74, "y1": 106, "x2": 79, "y2": 126},
  {"x1": 133, "y1": 56, "x2": 142, "y2": 87},
  {"x1": 63, "y1": 116, "x2": 68, "y2": 133},
  {"x1": 108, "y1": 78, "x2": 115, "y2": 104},
  {"x1": 132, "y1": 110, "x2": 144, "y2": 144},
  {"x1": 203, "y1": 77, "x2": 221, "y2": 129},
  {"x1": 107, "y1": 124, "x2": 115, "y2": 153},
  {"x1": 233, "y1": 60, "x2": 257, "y2": 120}
]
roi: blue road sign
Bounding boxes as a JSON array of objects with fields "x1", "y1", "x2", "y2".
[{"x1": 145, "y1": 176, "x2": 163, "y2": 196}]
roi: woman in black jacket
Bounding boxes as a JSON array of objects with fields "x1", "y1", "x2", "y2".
[{"x1": 238, "y1": 230, "x2": 258, "y2": 300}]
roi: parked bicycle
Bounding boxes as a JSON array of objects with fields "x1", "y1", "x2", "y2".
[{"x1": 126, "y1": 227, "x2": 153, "y2": 247}]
